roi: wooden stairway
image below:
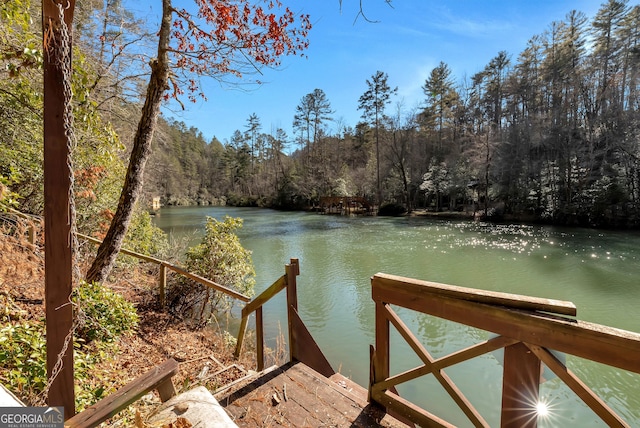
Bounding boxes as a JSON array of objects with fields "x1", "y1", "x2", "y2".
[{"x1": 216, "y1": 361, "x2": 407, "y2": 427}]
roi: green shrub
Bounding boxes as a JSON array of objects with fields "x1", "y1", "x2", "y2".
[
  {"x1": 0, "y1": 323, "x2": 47, "y2": 398},
  {"x1": 170, "y1": 216, "x2": 255, "y2": 326},
  {"x1": 0, "y1": 282, "x2": 137, "y2": 407},
  {"x1": 0, "y1": 174, "x2": 21, "y2": 211},
  {"x1": 124, "y1": 210, "x2": 168, "y2": 256},
  {"x1": 111, "y1": 209, "x2": 169, "y2": 269},
  {"x1": 73, "y1": 281, "x2": 138, "y2": 343},
  {"x1": 73, "y1": 340, "x2": 114, "y2": 411},
  {"x1": 185, "y1": 216, "x2": 256, "y2": 297},
  {"x1": 0, "y1": 321, "x2": 116, "y2": 409}
]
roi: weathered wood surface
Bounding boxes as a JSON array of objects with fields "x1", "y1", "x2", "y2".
[
  {"x1": 289, "y1": 307, "x2": 336, "y2": 378},
  {"x1": 373, "y1": 272, "x2": 577, "y2": 316},
  {"x1": 43, "y1": 0, "x2": 77, "y2": 416},
  {"x1": 370, "y1": 273, "x2": 640, "y2": 427},
  {"x1": 234, "y1": 275, "x2": 287, "y2": 361},
  {"x1": 217, "y1": 362, "x2": 407, "y2": 427},
  {"x1": 371, "y1": 273, "x2": 640, "y2": 374},
  {"x1": 500, "y1": 343, "x2": 540, "y2": 428},
  {"x1": 65, "y1": 359, "x2": 178, "y2": 428}
]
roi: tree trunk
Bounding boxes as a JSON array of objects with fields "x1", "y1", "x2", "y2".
[{"x1": 86, "y1": 0, "x2": 172, "y2": 284}]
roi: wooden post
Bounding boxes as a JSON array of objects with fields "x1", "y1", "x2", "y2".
[
  {"x1": 159, "y1": 264, "x2": 166, "y2": 307},
  {"x1": 285, "y1": 258, "x2": 299, "y2": 362},
  {"x1": 42, "y1": 0, "x2": 77, "y2": 418},
  {"x1": 234, "y1": 315, "x2": 249, "y2": 359},
  {"x1": 501, "y1": 342, "x2": 541, "y2": 428},
  {"x1": 156, "y1": 378, "x2": 177, "y2": 402},
  {"x1": 256, "y1": 307, "x2": 264, "y2": 372},
  {"x1": 374, "y1": 301, "x2": 390, "y2": 386},
  {"x1": 28, "y1": 222, "x2": 36, "y2": 245}
]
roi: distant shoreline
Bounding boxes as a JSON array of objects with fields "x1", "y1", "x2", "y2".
[{"x1": 409, "y1": 209, "x2": 474, "y2": 220}]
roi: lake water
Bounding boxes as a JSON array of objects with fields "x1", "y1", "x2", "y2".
[{"x1": 153, "y1": 206, "x2": 640, "y2": 427}]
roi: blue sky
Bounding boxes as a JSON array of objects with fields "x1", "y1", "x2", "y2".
[{"x1": 140, "y1": 0, "x2": 606, "y2": 145}]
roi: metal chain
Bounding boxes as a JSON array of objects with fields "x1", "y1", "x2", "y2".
[{"x1": 56, "y1": 0, "x2": 82, "y2": 284}]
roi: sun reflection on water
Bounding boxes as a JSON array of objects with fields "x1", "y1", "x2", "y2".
[{"x1": 536, "y1": 400, "x2": 550, "y2": 417}]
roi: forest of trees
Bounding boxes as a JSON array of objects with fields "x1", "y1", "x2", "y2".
[
  {"x1": 2, "y1": 0, "x2": 639, "y2": 228},
  {"x1": 144, "y1": 1, "x2": 640, "y2": 227}
]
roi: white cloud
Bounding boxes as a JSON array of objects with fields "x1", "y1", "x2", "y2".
[{"x1": 430, "y1": 7, "x2": 516, "y2": 39}]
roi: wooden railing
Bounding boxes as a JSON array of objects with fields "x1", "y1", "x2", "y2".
[
  {"x1": 0, "y1": 216, "x2": 250, "y2": 305},
  {"x1": 77, "y1": 233, "x2": 250, "y2": 305},
  {"x1": 65, "y1": 359, "x2": 178, "y2": 428},
  {"x1": 369, "y1": 272, "x2": 640, "y2": 428},
  {"x1": 234, "y1": 258, "x2": 334, "y2": 377},
  {"x1": 2, "y1": 208, "x2": 41, "y2": 244},
  {"x1": 67, "y1": 233, "x2": 331, "y2": 375}
]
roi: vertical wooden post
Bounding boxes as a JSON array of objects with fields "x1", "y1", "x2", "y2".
[
  {"x1": 256, "y1": 307, "x2": 264, "y2": 372},
  {"x1": 370, "y1": 277, "x2": 391, "y2": 407},
  {"x1": 501, "y1": 342, "x2": 541, "y2": 428},
  {"x1": 371, "y1": 277, "x2": 390, "y2": 391},
  {"x1": 285, "y1": 258, "x2": 299, "y2": 362},
  {"x1": 28, "y1": 222, "x2": 36, "y2": 245},
  {"x1": 234, "y1": 315, "x2": 249, "y2": 359},
  {"x1": 374, "y1": 300, "x2": 390, "y2": 385},
  {"x1": 42, "y1": 0, "x2": 76, "y2": 418},
  {"x1": 158, "y1": 264, "x2": 166, "y2": 307}
]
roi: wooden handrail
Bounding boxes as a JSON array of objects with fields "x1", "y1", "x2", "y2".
[
  {"x1": 234, "y1": 260, "x2": 297, "y2": 370},
  {"x1": 78, "y1": 233, "x2": 164, "y2": 264},
  {"x1": 65, "y1": 358, "x2": 178, "y2": 428},
  {"x1": 234, "y1": 258, "x2": 334, "y2": 377},
  {"x1": 372, "y1": 272, "x2": 577, "y2": 316},
  {"x1": 5, "y1": 207, "x2": 42, "y2": 221},
  {"x1": 369, "y1": 273, "x2": 640, "y2": 428},
  {"x1": 241, "y1": 275, "x2": 287, "y2": 317},
  {"x1": 373, "y1": 274, "x2": 640, "y2": 373},
  {"x1": 77, "y1": 233, "x2": 250, "y2": 303},
  {"x1": 164, "y1": 262, "x2": 250, "y2": 302},
  {"x1": 4, "y1": 215, "x2": 251, "y2": 303},
  {"x1": 4, "y1": 208, "x2": 41, "y2": 244}
]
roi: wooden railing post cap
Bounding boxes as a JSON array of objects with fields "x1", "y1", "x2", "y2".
[{"x1": 289, "y1": 258, "x2": 300, "y2": 275}]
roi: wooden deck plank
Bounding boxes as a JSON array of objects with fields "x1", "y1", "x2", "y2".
[
  {"x1": 217, "y1": 362, "x2": 408, "y2": 427},
  {"x1": 286, "y1": 365, "x2": 367, "y2": 426}
]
